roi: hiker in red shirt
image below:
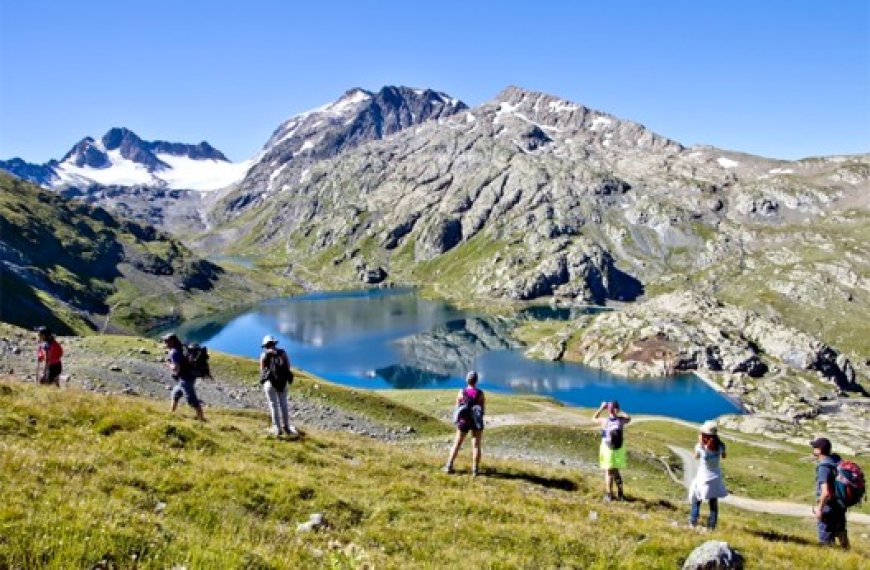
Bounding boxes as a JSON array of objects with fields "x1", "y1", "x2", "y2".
[{"x1": 36, "y1": 326, "x2": 63, "y2": 386}]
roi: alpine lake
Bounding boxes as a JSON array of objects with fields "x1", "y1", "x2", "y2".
[{"x1": 175, "y1": 288, "x2": 741, "y2": 422}]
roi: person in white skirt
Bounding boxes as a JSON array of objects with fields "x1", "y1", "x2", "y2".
[{"x1": 689, "y1": 420, "x2": 728, "y2": 529}]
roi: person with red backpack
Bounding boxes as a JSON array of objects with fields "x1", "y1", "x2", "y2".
[
  {"x1": 443, "y1": 371, "x2": 486, "y2": 476},
  {"x1": 811, "y1": 437, "x2": 851, "y2": 549},
  {"x1": 35, "y1": 326, "x2": 63, "y2": 386},
  {"x1": 593, "y1": 400, "x2": 631, "y2": 501}
]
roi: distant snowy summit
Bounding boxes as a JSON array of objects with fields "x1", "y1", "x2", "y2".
[
  {"x1": 0, "y1": 127, "x2": 252, "y2": 192},
  {"x1": 1, "y1": 86, "x2": 466, "y2": 195}
]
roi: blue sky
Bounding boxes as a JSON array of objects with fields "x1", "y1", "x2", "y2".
[{"x1": 1, "y1": 0, "x2": 867, "y2": 162}]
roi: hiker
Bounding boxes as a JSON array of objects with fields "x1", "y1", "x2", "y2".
[
  {"x1": 163, "y1": 333, "x2": 206, "y2": 421},
  {"x1": 35, "y1": 326, "x2": 63, "y2": 386},
  {"x1": 811, "y1": 437, "x2": 849, "y2": 549},
  {"x1": 592, "y1": 400, "x2": 631, "y2": 501},
  {"x1": 688, "y1": 421, "x2": 728, "y2": 530},
  {"x1": 443, "y1": 371, "x2": 486, "y2": 476},
  {"x1": 259, "y1": 335, "x2": 298, "y2": 437}
]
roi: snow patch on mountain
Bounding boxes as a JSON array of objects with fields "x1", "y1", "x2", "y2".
[
  {"x1": 52, "y1": 150, "x2": 251, "y2": 191},
  {"x1": 155, "y1": 154, "x2": 254, "y2": 191}
]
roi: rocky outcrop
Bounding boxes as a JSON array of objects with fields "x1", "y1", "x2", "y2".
[{"x1": 567, "y1": 291, "x2": 862, "y2": 391}]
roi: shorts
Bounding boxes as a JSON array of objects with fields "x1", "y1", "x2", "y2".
[
  {"x1": 40, "y1": 362, "x2": 62, "y2": 384},
  {"x1": 599, "y1": 441, "x2": 627, "y2": 470},
  {"x1": 171, "y1": 378, "x2": 200, "y2": 408},
  {"x1": 817, "y1": 506, "x2": 847, "y2": 545}
]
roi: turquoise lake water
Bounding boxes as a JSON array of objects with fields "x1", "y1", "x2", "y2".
[{"x1": 175, "y1": 289, "x2": 742, "y2": 422}]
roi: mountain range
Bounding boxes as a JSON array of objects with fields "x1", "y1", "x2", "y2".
[{"x1": 2, "y1": 84, "x2": 868, "y2": 374}]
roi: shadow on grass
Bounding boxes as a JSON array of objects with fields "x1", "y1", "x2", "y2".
[
  {"x1": 746, "y1": 529, "x2": 815, "y2": 546},
  {"x1": 624, "y1": 497, "x2": 680, "y2": 511},
  {"x1": 484, "y1": 469, "x2": 578, "y2": 491}
]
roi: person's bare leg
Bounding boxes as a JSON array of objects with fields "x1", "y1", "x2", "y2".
[
  {"x1": 604, "y1": 469, "x2": 617, "y2": 499},
  {"x1": 445, "y1": 430, "x2": 467, "y2": 472},
  {"x1": 171, "y1": 398, "x2": 179, "y2": 413},
  {"x1": 471, "y1": 430, "x2": 482, "y2": 475},
  {"x1": 194, "y1": 406, "x2": 206, "y2": 422}
]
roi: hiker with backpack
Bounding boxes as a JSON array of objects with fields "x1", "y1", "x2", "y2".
[
  {"x1": 163, "y1": 333, "x2": 206, "y2": 421},
  {"x1": 35, "y1": 326, "x2": 63, "y2": 386},
  {"x1": 688, "y1": 421, "x2": 728, "y2": 530},
  {"x1": 811, "y1": 437, "x2": 864, "y2": 549},
  {"x1": 592, "y1": 400, "x2": 631, "y2": 501},
  {"x1": 443, "y1": 371, "x2": 486, "y2": 476},
  {"x1": 259, "y1": 335, "x2": 298, "y2": 437}
]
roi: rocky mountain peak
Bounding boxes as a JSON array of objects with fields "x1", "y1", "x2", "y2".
[
  {"x1": 60, "y1": 136, "x2": 109, "y2": 169},
  {"x1": 221, "y1": 85, "x2": 467, "y2": 212},
  {"x1": 101, "y1": 127, "x2": 143, "y2": 151}
]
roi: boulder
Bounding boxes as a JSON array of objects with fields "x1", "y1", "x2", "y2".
[{"x1": 682, "y1": 540, "x2": 744, "y2": 570}]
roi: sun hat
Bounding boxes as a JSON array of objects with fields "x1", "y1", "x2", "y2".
[
  {"x1": 261, "y1": 334, "x2": 278, "y2": 347},
  {"x1": 700, "y1": 420, "x2": 718, "y2": 435}
]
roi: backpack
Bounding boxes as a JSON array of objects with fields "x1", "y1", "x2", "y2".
[
  {"x1": 261, "y1": 349, "x2": 293, "y2": 391},
  {"x1": 184, "y1": 343, "x2": 211, "y2": 379},
  {"x1": 602, "y1": 418, "x2": 624, "y2": 450},
  {"x1": 452, "y1": 388, "x2": 484, "y2": 430},
  {"x1": 835, "y1": 460, "x2": 866, "y2": 508}
]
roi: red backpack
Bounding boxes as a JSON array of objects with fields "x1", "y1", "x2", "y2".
[{"x1": 835, "y1": 460, "x2": 866, "y2": 508}]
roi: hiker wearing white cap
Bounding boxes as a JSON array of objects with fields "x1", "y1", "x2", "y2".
[
  {"x1": 259, "y1": 335, "x2": 298, "y2": 437},
  {"x1": 689, "y1": 420, "x2": 728, "y2": 529}
]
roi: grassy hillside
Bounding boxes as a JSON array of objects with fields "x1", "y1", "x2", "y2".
[
  {"x1": 1, "y1": 379, "x2": 868, "y2": 569},
  {"x1": 0, "y1": 173, "x2": 296, "y2": 335}
]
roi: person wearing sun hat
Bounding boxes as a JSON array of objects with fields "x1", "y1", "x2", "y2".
[
  {"x1": 688, "y1": 420, "x2": 728, "y2": 530},
  {"x1": 259, "y1": 334, "x2": 298, "y2": 437}
]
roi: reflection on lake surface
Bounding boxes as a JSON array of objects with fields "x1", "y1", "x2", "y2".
[{"x1": 175, "y1": 289, "x2": 741, "y2": 422}]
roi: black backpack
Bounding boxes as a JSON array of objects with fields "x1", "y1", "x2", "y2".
[
  {"x1": 184, "y1": 343, "x2": 211, "y2": 379},
  {"x1": 261, "y1": 349, "x2": 294, "y2": 391},
  {"x1": 602, "y1": 418, "x2": 624, "y2": 450}
]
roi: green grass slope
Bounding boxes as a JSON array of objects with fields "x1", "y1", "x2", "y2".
[
  {"x1": 1, "y1": 381, "x2": 867, "y2": 569},
  {"x1": 0, "y1": 173, "x2": 295, "y2": 335}
]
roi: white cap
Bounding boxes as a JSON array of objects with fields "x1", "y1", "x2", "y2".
[
  {"x1": 261, "y1": 335, "x2": 278, "y2": 347},
  {"x1": 700, "y1": 420, "x2": 718, "y2": 435}
]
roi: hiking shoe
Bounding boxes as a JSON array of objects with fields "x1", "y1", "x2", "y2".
[
  {"x1": 471, "y1": 468, "x2": 479, "y2": 477},
  {"x1": 284, "y1": 426, "x2": 300, "y2": 437},
  {"x1": 616, "y1": 492, "x2": 625, "y2": 502},
  {"x1": 603, "y1": 493, "x2": 613, "y2": 502},
  {"x1": 266, "y1": 426, "x2": 280, "y2": 437},
  {"x1": 442, "y1": 464, "x2": 454, "y2": 474}
]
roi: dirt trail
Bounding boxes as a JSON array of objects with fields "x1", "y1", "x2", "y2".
[
  {"x1": 668, "y1": 445, "x2": 870, "y2": 526},
  {"x1": 484, "y1": 402, "x2": 598, "y2": 429}
]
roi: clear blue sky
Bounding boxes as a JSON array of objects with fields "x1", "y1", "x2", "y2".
[{"x1": 1, "y1": 0, "x2": 867, "y2": 162}]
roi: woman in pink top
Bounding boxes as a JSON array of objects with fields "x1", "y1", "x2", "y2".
[{"x1": 443, "y1": 371, "x2": 486, "y2": 476}]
